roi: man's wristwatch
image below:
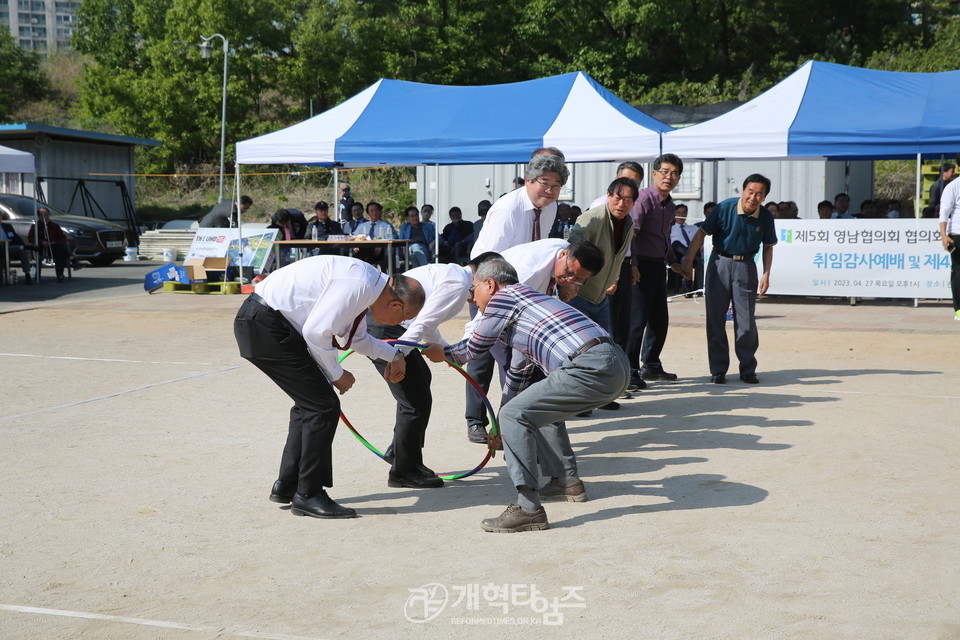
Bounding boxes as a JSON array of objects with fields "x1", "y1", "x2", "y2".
[{"x1": 391, "y1": 349, "x2": 406, "y2": 363}]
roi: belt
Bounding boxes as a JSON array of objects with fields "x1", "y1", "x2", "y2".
[
  {"x1": 718, "y1": 251, "x2": 756, "y2": 261},
  {"x1": 249, "y1": 292, "x2": 272, "y2": 309},
  {"x1": 633, "y1": 255, "x2": 664, "y2": 263},
  {"x1": 569, "y1": 336, "x2": 613, "y2": 359}
]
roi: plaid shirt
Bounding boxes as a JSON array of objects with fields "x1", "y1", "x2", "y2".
[{"x1": 445, "y1": 284, "x2": 609, "y2": 402}]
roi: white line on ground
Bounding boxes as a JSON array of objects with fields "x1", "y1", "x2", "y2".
[
  {"x1": 0, "y1": 352, "x2": 214, "y2": 365},
  {"x1": 0, "y1": 366, "x2": 242, "y2": 423},
  {"x1": 0, "y1": 604, "x2": 324, "y2": 640}
]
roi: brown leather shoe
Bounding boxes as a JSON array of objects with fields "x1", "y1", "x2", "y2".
[
  {"x1": 480, "y1": 504, "x2": 549, "y2": 533},
  {"x1": 540, "y1": 478, "x2": 587, "y2": 503}
]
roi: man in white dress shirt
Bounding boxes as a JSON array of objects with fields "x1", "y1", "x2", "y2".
[
  {"x1": 234, "y1": 256, "x2": 425, "y2": 520},
  {"x1": 464, "y1": 152, "x2": 569, "y2": 443},
  {"x1": 367, "y1": 256, "x2": 491, "y2": 489}
]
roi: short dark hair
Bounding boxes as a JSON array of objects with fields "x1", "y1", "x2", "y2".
[
  {"x1": 240, "y1": 195, "x2": 253, "y2": 206},
  {"x1": 654, "y1": 153, "x2": 683, "y2": 174},
  {"x1": 390, "y1": 274, "x2": 425, "y2": 313},
  {"x1": 817, "y1": 200, "x2": 833, "y2": 210},
  {"x1": 273, "y1": 208, "x2": 289, "y2": 224},
  {"x1": 449, "y1": 206, "x2": 462, "y2": 216},
  {"x1": 743, "y1": 174, "x2": 771, "y2": 196},
  {"x1": 405, "y1": 205, "x2": 419, "y2": 217},
  {"x1": 943, "y1": 162, "x2": 956, "y2": 173},
  {"x1": 703, "y1": 202, "x2": 716, "y2": 213},
  {"x1": 477, "y1": 200, "x2": 491, "y2": 217},
  {"x1": 366, "y1": 201, "x2": 382, "y2": 213},
  {"x1": 860, "y1": 199, "x2": 875, "y2": 208},
  {"x1": 607, "y1": 176, "x2": 639, "y2": 200},
  {"x1": 675, "y1": 203, "x2": 689, "y2": 214},
  {"x1": 616, "y1": 161, "x2": 644, "y2": 182},
  {"x1": 565, "y1": 237, "x2": 605, "y2": 276},
  {"x1": 834, "y1": 192, "x2": 849, "y2": 203}
]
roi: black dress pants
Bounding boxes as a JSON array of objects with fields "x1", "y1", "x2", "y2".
[
  {"x1": 609, "y1": 258, "x2": 633, "y2": 352},
  {"x1": 626, "y1": 259, "x2": 669, "y2": 374},
  {"x1": 233, "y1": 297, "x2": 341, "y2": 496},
  {"x1": 366, "y1": 321, "x2": 433, "y2": 474}
]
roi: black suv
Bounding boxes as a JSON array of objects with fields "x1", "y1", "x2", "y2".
[{"x1": 0, "y1": 194, "x2": 127, "y2": 266}]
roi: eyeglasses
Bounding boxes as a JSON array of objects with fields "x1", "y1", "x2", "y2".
[
  {"x1": 655, "y1": 169, "x2": 681, "y2": 179},
  {"x1": 534, "y1": 178, "x2": 563, "y2": 192},
  {"x1": 557, "y1": 257, "x2": 587, "y2": 286}
]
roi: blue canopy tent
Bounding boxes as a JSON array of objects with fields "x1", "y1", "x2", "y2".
[
  {"x1": 236, "y1": 71, "x2": 672, "y2": 166},
  {"x1": 235, "y1": 72, "x2": 672, "y2": 263},
  {"x1": 661, "y1": 60, "x2": 960, "y2": 215}
]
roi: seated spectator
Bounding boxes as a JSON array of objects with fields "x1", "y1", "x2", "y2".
[
  {"x1": 668, "y1": 203, "x2": 699, "y2": 295},
  {"x1": 788, "y1": 201, "x2": 799, "y2": 218},
  {"x1": 307, "y1": 201, "x2": 343, "y2": 256},
  {"x1": 548, "y1": 203, "x2": 575, "y2": 238},
  {"x1": 420, "y1": 204, "x2": 435, "y2": 225},
  {"x1": 832, "y1": 193, "x2": 854, "y2": 219},
  {"x1": 459, "y1": 200, "x2": 490, "y2": 261},
  {"x1": 345, "y1": 202, "x2": 367, "y2": 234},
  {"x1": 269, "y1": 208, "x2": 309, "y2": 240},
  {"x1": 569, "y1": 205, "x2": 582, "y2": 224},
  {"x1": 1, "y1": 214, "x2": 34, "y2": 284},
  {"x1": 351, "y1": 201, "x2": 396, "y2": 269},
  {"x1": 27, "y1": 206, "x2": 71, "y2": 283},
  {"x1": 858, "y1": 199, "x2": 877, "y2": 218},
  {"x1": 886, "y1": 199, "x2": 902, "y2": 219},
  {"x1": 775, "y1": 202, "x2": 791, "y2": 219},
  {"x1": 398, "y1": 205, "x2": 435, "y2": 268},
  {"x1": 766, "y1": 201, "x2": 779, "y2": 215},
  {"x1": 817, "y1": 200, "x2": 834, "y2": 218},
  {"x1": 438, "y1": 206, "x2": 474, "y2": 263}
]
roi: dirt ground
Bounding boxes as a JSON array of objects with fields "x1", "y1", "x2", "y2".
[{"x1": 1, "y1": 272, "x2": 959, "y2": 639}]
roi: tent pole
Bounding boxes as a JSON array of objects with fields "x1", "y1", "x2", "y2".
[
  {"x1": 333, "y1": 168, "x2": 339, "y2": 223},
  {"x1": 434, "y1": 163, "x2": 440, "y2": 264},
  {"x1": 914, "y1": 152, "x2": 922, "y2": 218}
]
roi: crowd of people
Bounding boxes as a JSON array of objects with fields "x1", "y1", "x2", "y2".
[{"x1": 235, "y1": 148, "x2": 785, "y2": 534}]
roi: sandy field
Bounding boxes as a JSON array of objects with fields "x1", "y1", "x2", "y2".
[{"x1": 1, "y1": 267, "x2": 958, "y2": 639}]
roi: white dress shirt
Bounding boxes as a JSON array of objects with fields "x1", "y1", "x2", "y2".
[
  {"x1": 670, "y1": 222, "x2": 695, "y2": 247},
  {"x1": 463, "y1": 238, "x2": 567, "y2": 338},
  {"x1": 399, "y1": 263, "x2": 473, "y2": 347},
  {"x1": 501, "y1": 238, "x2": 567, "y2": 294},
  {"x1": 353, "y1": 219, "x2": 397, "y2": 239},
  {"x1": 470, "y1": 187, "x2": 557, "y2": 258},
  {"x1": 939, "y1": 178, "x2": 960, "y2": 235},
  {"x1": 254, "y1": 256, "x2": 397, "y2": 381}
]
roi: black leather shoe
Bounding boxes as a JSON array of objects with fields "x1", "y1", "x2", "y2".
[
  {"x1": 269, "y1": 479, "x2": 296, "y2": 504},
  {"x1": 640, "y1": 366, "x2": 678, "y2": 381},
  {"x1": 740, "y1": 373, "x2": 760, "y2": 384},
  {"x1": 382, "y1": 444, "x2": 395, "y2": 464},
  {"x1": 599, "y1": 401, "x2": 620, "y2": 410},
  {"x1": 710, "y1": 373, "x2": 727, "y2": 384},
  {"x1": 626, "y1": 376, "x2": 646, "y2": 391},
  {"x1": 467, "y1": 424, "x2": 488, "y2": 444},
  {"x1": 290, "y1": 491, "x2": 357, "y2": 518},
  {"x1": 576, "y1": 410, "x2": 593, "y2": 417},
  {"x1": 388, "y1": 471, "x2": 444, "y2": 489}
]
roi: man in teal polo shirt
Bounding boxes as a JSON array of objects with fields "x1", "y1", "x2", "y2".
[{"x1": 682, "y1": 174, "x2": 777, "y2": 384}]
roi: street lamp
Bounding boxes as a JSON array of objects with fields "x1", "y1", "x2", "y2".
[{"x1": 199, "y1": 33, "x2": 229, "y2": 203}]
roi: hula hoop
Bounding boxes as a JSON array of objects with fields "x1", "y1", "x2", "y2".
[{"x1": 336, "y1": 339, "x2": 499, "y2": 480}]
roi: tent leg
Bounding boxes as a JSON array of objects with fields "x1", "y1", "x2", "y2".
[{"x1": 914, "y1": 153, "x2": 922, "y2": 218}]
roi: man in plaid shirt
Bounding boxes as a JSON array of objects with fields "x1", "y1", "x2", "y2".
[{"x1": 425, "y1": 256, "x2": 629, "y2": 533}]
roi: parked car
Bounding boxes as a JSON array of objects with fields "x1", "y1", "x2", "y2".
[{"x1": 0, "y1": 194, "x2": 127, "y2": 266}]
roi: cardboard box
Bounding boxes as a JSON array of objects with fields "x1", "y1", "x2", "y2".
[
  {"x1": 177, "y1": 257, "x2": 231, "y2": 284},
  {"x1": 143, "y1": 262, "x2": 179, "y2": 292}
]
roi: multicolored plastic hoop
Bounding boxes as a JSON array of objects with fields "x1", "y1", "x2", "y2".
[{"x1": 336, "y1": 339, "x2": 499, "y2": 480}]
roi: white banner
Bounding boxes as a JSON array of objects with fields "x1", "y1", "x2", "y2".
[
  {"x1": 184, "y1": 228, "x2": 279, "y2": 275},
  {"x1": 754, "y1": 219, "x2": 950, "y2": 298}
]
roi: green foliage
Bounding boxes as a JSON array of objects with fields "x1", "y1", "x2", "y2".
[{"x1": 0, "y1": 30, "x2": 48, "y2": 120}]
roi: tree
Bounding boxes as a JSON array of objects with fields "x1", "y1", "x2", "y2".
[{"x1": 0, "y1": 30, "x2": 48, "y2": 120}]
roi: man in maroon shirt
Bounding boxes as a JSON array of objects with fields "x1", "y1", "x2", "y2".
[
  {"x1": 28, "y1": 206, "x2": 71, "y2": 283},
  {"x1": 626, "y1": 154, "x2": 686, "y2": 390}
]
